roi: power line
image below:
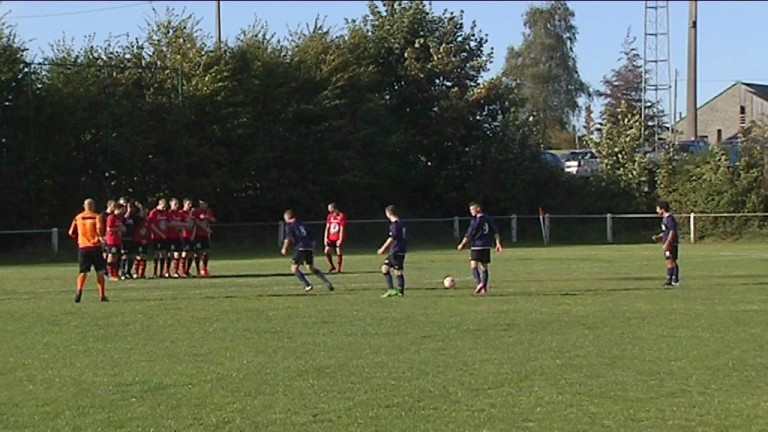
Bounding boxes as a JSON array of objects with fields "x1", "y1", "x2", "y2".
[{"x1": 5, "y1": 1, "x2": 157, "y2": 20}]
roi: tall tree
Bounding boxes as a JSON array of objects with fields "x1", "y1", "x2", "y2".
[
  {"x1": 502, "y1": 0, "x2": 587, "y2": 148},
  {"x1": 597, "y1": 29, "x2": 643, "y2": 128}
]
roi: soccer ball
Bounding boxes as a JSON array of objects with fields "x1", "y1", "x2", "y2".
[{"x1": 443, "y1": 276, "x2": 456, "y2": 289}]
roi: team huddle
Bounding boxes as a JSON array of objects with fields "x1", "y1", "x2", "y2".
[{"x1": 68, "y1": 197, "x2": 680, "y2": 302}]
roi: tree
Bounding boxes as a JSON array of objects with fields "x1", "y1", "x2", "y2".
[{"x1": 502, "y1": 0, "x2": 588, "y2": 148}]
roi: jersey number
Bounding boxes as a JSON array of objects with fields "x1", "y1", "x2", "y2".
[
  {"x1": 299, "y1": 226, "x2": 307, "y2": 237},
  {"x1": 482, "y1": 223, "x2": 489, "y2": 234}
]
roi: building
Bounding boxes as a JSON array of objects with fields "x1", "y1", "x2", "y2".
[{"x1": 673, "y1": 81, "x2": 768, "y2": 143}]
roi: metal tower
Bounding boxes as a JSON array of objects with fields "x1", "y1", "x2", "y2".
[{"x1": 642, "y1": 1, "x2": 673, "y2": 146}]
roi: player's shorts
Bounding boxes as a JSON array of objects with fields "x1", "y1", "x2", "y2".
[
  {"x1": 167, "y1": 239, "x2": 184, "y2": 253},
  {"x1": 326, "y1": 240, "x2": 341, "y2": 249},
  {"x1": 193, "y1": 237, "x2": 211, "y2": 251},
  {"x1": 292, "y1": 249, "x2": 314, "y2": 266},
  {"x1": 182, "y1": 239, "x2": 194, "y2": 252},
  {"x1": 78, "y1": 246, "x2": 106, "y2": 274},
  {"x1": 133, "y1": 243, "x2": 149, "y2": 256},
  {"x1": 121, "y1": 240, "x2": 134, "y2": 255},
  {"x1": 153, "y1": 239, "x2": 169, "y2": 252},
  {"x1": 384, "y1": 253, "x2": 406, "y2": 271},
  {"x1": 470, "y1": 248, "x2": 492, "y2": 264},
  {"x1": 664, "y1": 245, "x2": 679, "y2": 261},
  {"x1": 105, "y1": 244, "x2": 122, "y2": 255}
]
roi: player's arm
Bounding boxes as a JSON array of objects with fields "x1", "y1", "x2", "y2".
[
  {"x1": 458, "y1": 220, "x2": 475, "y2": 250},
  {"x1": 281, "y1": 237, "x2": 292, "y2": 256},
  {"x1": 662, "y1": 226, "x2": 676, "y2": 251},
  {"x1": 323, "y1": 222, "x2": 330, "y2": 246},
  {"x1": 149, "y1": 222, "x2": 166, "y2": 239},
  {"x1": 68, "y1": 218, "x2": 77, "y2": 239},
  {"x1": 491, "y1": 221, "x2": 503, "y2": 252},
  {"x1": 377, "y1": 237, "x2": 393, "y2": 255},
  {"x1": 207, "y1": 209, "x2": 217, "y2": 223},
  {"x1": 337, "y1": 216, "x2": 346, "y2": 245}
]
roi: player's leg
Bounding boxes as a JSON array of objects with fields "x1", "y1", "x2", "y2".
[
  {"x1": 93, "y1": 249, "x2": 108, "y2": 301},
  {"x1": 152, "y1": 242, "x2": 161, "y2": 278},
  {"x1": 291, "y1": 253, "x2": 312, "y2": 291},
  {"x1": 470, "y1": 257, "x2": 482, "y2": 289},
  {"x1": 324, "y1": 244, "x2": 336, "y2": 273},
  {"x1": 335, "y1": 244, "x2": 343, "y2": 273},
  {"x1": 171, "y1": 242, "x2": 182, "y2": 277},
  {"x1": 106, "y1": 247, "x2": 119, "y2": 281},
  {"x1": 123, "y1": 242, "x2": 134, "y2": 279},
  {"x1": 183, "y1": 241, "x2": 193, "y2": 277},
  {"x1": 380, "y1": 257, "x2": 398, "y2": 298},
  {"x1": 479, "y1": 250, "x2": 491, "y2": 293},
  {"x1": 672, "y1": 246, "x2": 680, "y2": 284},
  {"x1": 193, "y1": 240, "x2": 203, "y2": 275},
  {"x1": 201, "y1": 237, "x2": 211, "y2": 276},
  {"x1": 75, "y1": 249, "x2": 90, "y2": 303},
  {"x1": 307, "y1": 253, "x2": 334, "y2": 291}
]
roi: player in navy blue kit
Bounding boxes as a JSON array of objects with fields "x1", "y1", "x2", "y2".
[
  {"x1": 377, "y1": 205, "x2": 407, "y2": 298},
  {"x1": 652, "y1": 200, "x2": 680, "y2": 287},
  {"x1": 457, "y1": 202, "x2": 503, "y2": 295},
  {"x1": 281, "y1": 210, "x2": 334, "y2": 293}
]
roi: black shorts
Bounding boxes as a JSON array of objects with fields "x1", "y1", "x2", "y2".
[
  {"x1": 664, "y1": 246, "x2": 679, "y2": 261},
  {"x1": 193, "y1": 237, "x2": 210, "y2": 251},
  {"x1": 182, "y1": 239, "x2": 194, "y2": 252},
  {"x1": 121, "y1": 240, "x2": 134, "y2": 255},
  {"x1": 134, "y1": 243, "x2": 149, "y2": 256},
  {"x1": 292, "y1": 250, "x2": 314, "y2": 266},
  {"x1": 78, "y1": 247, "x2": 106, "y2": 274},
  {"x1": 470, "y1": 249, "x2": 491, "y2": 264},
  {"x1": 153, "y1": 240, "x2": 168, "y2": 252},
  {"x1": 326, "y1": 240, "x2": 341, "y2": 249},
  {"x1": 384, "y1": 254, "x2": 406, "y2": 271},
  {"x1": 167, "y1": 239, "x2": 184, "y2": 253},
  {"x1": 105, "y1": 244, "x2": 122, "y2": 255}
]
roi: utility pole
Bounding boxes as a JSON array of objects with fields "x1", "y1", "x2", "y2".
[
  {"x1": 215, "y1": 0, "x2": 222, "y2": 49},
  {"x1": 686, "y1": 0, "x2": 697, "y2": 140},
  {"x1": 673, "y1": 68, "x2": 679, "y2": 143}
]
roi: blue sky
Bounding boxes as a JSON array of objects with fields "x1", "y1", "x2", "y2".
[{"x1": 2, "y1": 1, "x2": 767, "y2": 124}]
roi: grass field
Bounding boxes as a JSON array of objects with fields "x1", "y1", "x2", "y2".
[{"x1": 2, "y1": 243, "x2": 768, "y2": 431}]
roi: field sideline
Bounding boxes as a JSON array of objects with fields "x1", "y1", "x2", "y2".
[{"x1": 2, "y1": 243, "x2": 768, "y2": 431}]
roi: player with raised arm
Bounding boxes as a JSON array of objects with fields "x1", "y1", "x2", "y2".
[
  {"x1": 652, "y1": 200, "x2": 680, "y2": 287},
  {"x1": 457, "y1": 202, "x2": 503, "y2": 295},
  {"x1": 377, "y1": 205, "x2": 407, "y2": 298},
  {"x1": 281, "y1": 209, "x2": 335, "y2": 293},
  {"x1": 191, "y1": 200, "x2": 216, "y2": 277},
  {"x1": 324, "y1": 203, "x2": 346, "y2": 273},
  {"x1": 105, "y1": 203, "x2": 126, "y2": 281},
  {"x1": 68, "y1": 199, "x2": 108, "y2": 302},
  {"x1": 147, "y1": 198, "x2": 169, "y2": 278}
]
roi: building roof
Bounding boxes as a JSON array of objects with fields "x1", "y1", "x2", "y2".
[{"x1": 674, "y1": 81, "x2": 768, "y2": 127}]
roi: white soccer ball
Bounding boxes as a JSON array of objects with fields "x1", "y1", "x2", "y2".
[{"x1": 443, "y1": 276, "x2": 456, "y2": 289}]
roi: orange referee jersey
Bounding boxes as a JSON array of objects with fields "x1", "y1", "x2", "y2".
[{"x1": 68, "y1": 210, "x2": 104, "y2": 249}]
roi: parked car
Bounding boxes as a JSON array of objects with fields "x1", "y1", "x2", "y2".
[
  {"x1": 644, "y1": 139, "x2": 708, "y2": 164},
  {"x1": 541, "y1": 150, "x2": 564, "y2": 170},
  {"x1": 560, "y1": 149, "x2": 601, "y2": 176}
]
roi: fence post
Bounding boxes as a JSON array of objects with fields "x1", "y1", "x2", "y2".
[
  {"x1": 51, "y1": 228, "x2": 59, "y2": 254},
  {"x1": 544, "y1": 213, "x2": 551, "y2": 245},
  {"x1": 606, "y1": 213, "x2": 613, "y2": 243},
  {"x1": 453, "y1": 216, "x2": 460, "y2": 241},
  {"x1": 511, "y1": 215, "x2": 518, "y2": 243},
  {"x1": 278, "y1": 221, "x2": 285, "y2": 248},
  {"x1": 690, "y1": 212, "x2": 696, "y2": 244}
]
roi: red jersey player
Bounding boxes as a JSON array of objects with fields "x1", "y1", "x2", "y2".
[
  {"x1": 191, "y1": 200, "x2": 216, "y2": 277},
  {"x1": 132, "y1": 202, "x2": 151, "y2": 278},
  {"x1": 105, "y1": 203, "x2": 126, "y2": 281},
  {"x1": 324, "y1": 203, "x2": 346, "y2": 273},
  {"x1": 180, "y1": 199, "x2": 196, "y2": 277},
  {"x1": 165, "y1": 198, "x2": 188, "y2": 278},
  {"x1": 147, "y1": 199, "x2": 169, "y2": 278}
]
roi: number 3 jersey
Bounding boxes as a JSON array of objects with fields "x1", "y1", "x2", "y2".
[
  {"x1": 285, "y1": 220, "x2": 314, "y2": 250},
  {"x1": 465, "y1": 214, "x2": 498, "y2": 249}
]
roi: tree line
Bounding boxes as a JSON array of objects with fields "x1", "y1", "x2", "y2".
[{"x1": 0, "y1": 1, "x2": 765, "y2": 233}]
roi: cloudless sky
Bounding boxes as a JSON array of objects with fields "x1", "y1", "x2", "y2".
[{"x1": 2, "y1": 1, "x2": 767, "y2": 124}]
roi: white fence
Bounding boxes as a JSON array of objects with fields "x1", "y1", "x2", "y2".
[{"x1": 1, "y1": 213, "x2": 766, "y2": 255}]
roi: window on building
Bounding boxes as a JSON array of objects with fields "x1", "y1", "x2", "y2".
[
  {"x1": 739, "y1": 105, "x2": 746, "y2": 126},
  {"x1": 717, "y1": 129, "x2": 722, "y2": 144}
]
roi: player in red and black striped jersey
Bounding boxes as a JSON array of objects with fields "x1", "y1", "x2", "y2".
[
  {"x1": 147, "y1": 199, "x2": 169, "y2": 278},
  {"x1": 191, "y1": 200, "x2": 216, "y2": 277}
]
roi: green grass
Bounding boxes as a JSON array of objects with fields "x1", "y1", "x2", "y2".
[{"x1": 2, "y1": 244, "x2": 768, "y2": 431}]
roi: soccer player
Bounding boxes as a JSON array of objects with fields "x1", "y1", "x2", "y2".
[
  {"x1": 165, "y1": 198, "x2": 187, "y2": 278},
  {"x1": 191, "y1": 200, "x2": 216, "y2": 277},
  {"x1": 105, "y1": 203, "x2": 126, "y2": 281},
  {"x1": 120, "y1": 200, "x2": 140, "y2": 279},
  {"x1": 132, "y1": 201, "x2": 150, "y2": 278},
  {"x1": 377, "y1": 205, "x2": 407, "y2": 298},
  {"x1": 180, "y1": 199, "x2": 196, "y2": 277},
  {"x1": 68, "y1": 198, "x2": 108, "y2": 302},
  {"x1": 324, "y1": 203, "x2": 346, "y2": 273},
  {"x1": 652, "y1": 200, "x2": 680, "y2": 286},
  {"x1": 101, "y1": 199, "x2": 116, "y2": 261},
  {"x1": 457, "y1": 202, "x2": 503, "y2": 295},
  {"x1": 281, "y1": 209, "x2": 335, "y2": 292},
  {"x1": 147, "y1": 198, "x2": 169, "y2": 278}
]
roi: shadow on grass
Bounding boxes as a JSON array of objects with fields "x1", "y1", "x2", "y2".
[{"x1": 209, "y1": 273, "x2": 293, "y2": 279}]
